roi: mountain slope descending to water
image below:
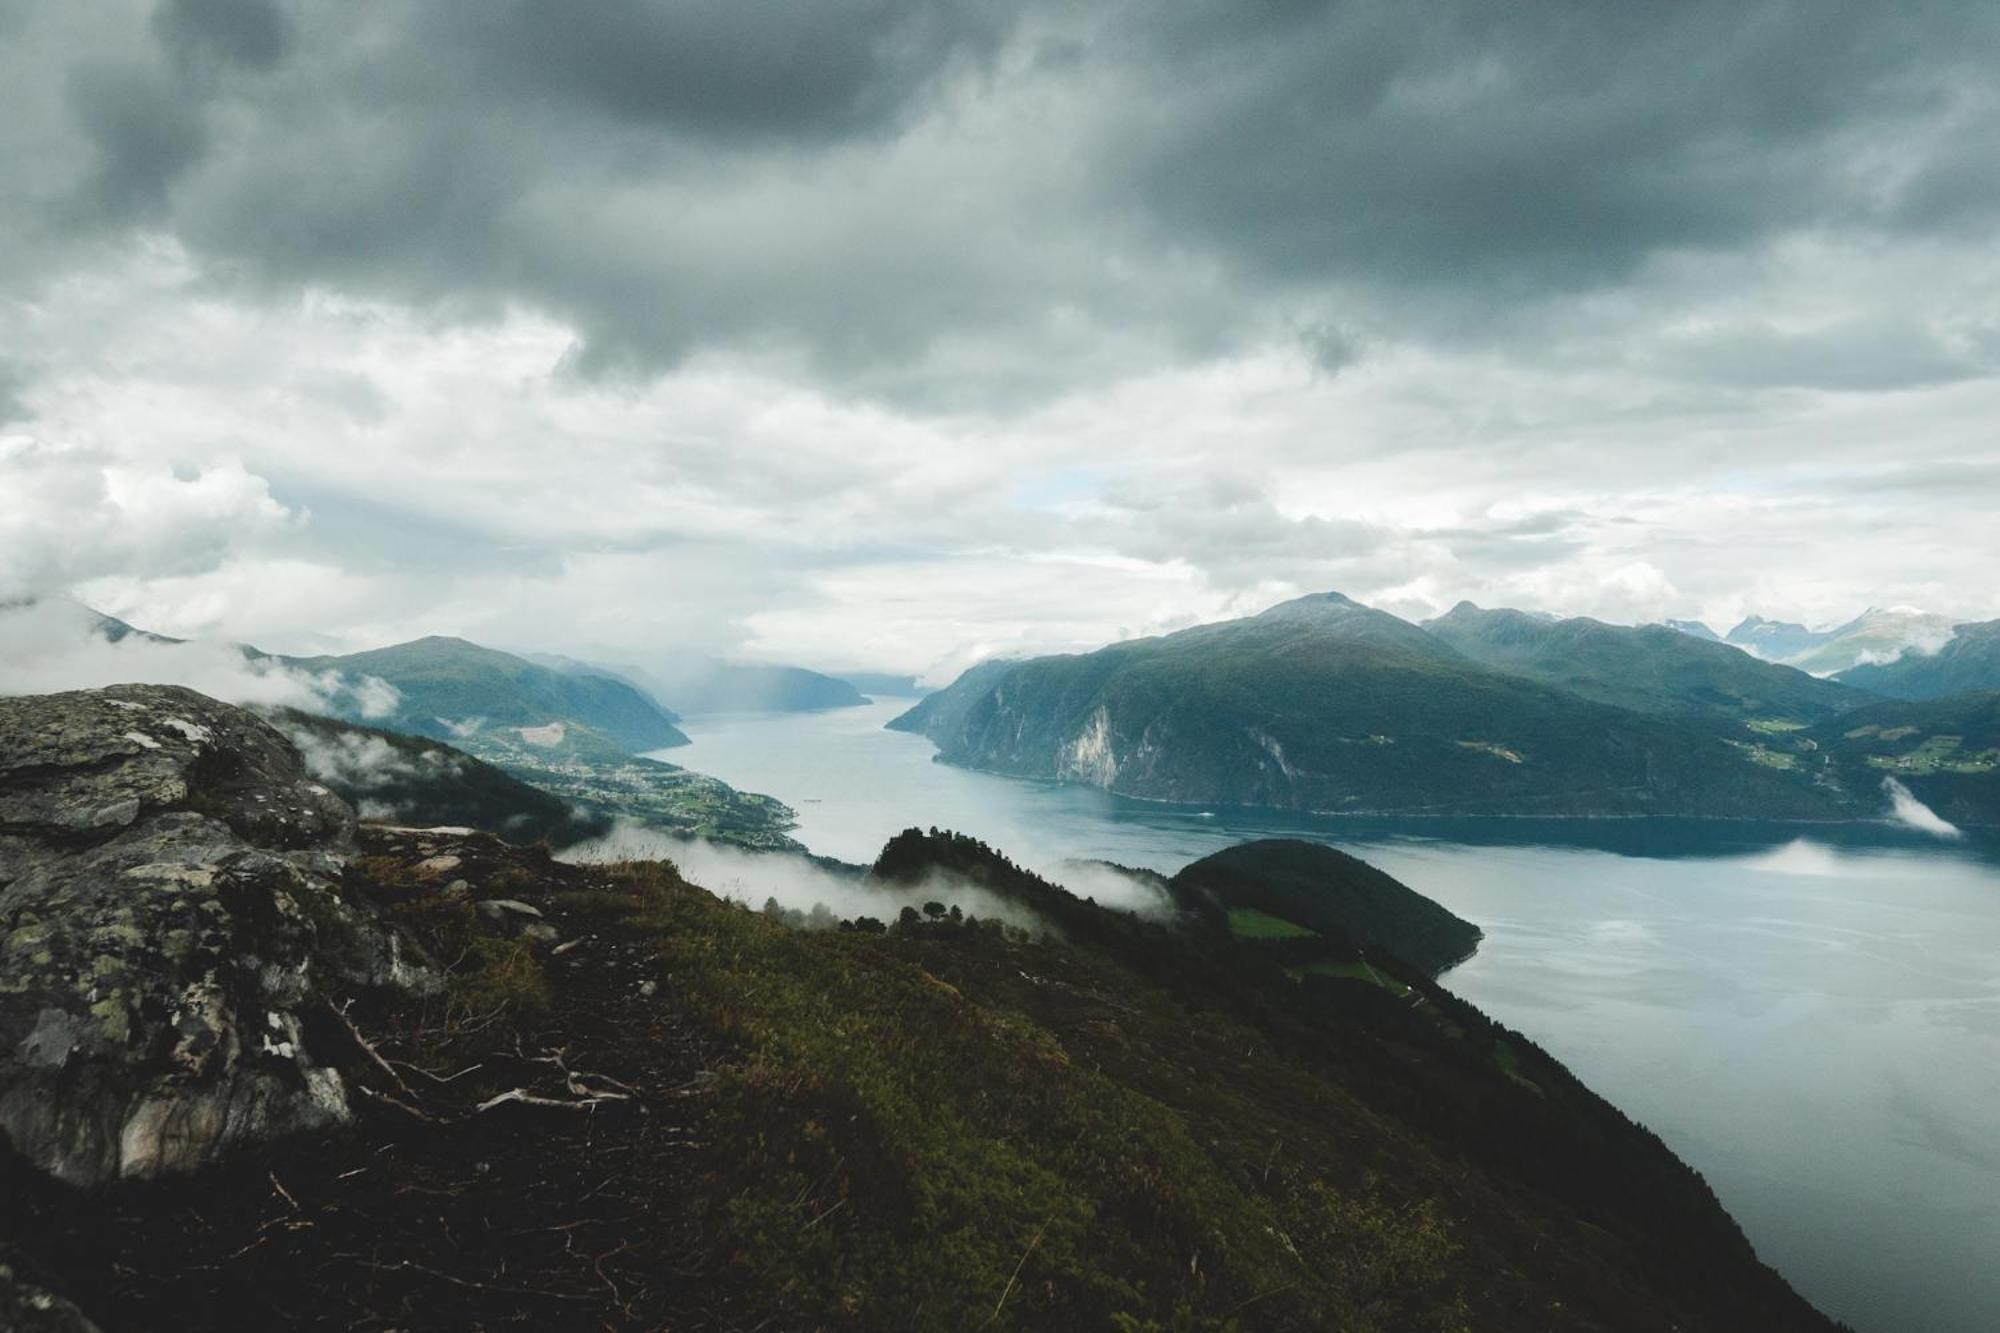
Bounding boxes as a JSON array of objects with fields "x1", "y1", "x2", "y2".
[
  {"x1": 281, "y1": 636, "x2": 690, "y2": 751},
  {"x1": 1836, "y1": 619, "x2": 2000, "y2": 701},
  {"x1": 0, "y1": 689, "x2": 1840, "y2": 1331},
  {"x1": 893, "y1": 593, "x2": 1851, "y2": 820},
  {"x1": 1426, "y1": 603, "x2": 1867, "y2": 727},
  {"x1": 260, "y1": 707, "x2": 613, "y2": 846},
  {"x1": 277, "y1": 640, "x2": 803, "y2": 848},
  {"x1": 1808, "y1": 690, "x2": 2000, "y2": 828}
]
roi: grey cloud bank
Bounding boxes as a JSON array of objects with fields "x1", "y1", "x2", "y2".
[{"x1": 0, "y1": 0, "x2": 1996, "y2": 673}]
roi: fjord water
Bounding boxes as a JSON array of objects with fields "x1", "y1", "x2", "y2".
[{"x1": 656, "y1": 700, "x2": 2000, "y2": 1333}]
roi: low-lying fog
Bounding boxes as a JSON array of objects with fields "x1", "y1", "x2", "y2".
[{"x1": 556, "y1": 820, "x2": 1176, "y2": 933}]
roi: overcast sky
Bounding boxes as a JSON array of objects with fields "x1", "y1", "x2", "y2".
[{"x1": 3, "y1": 0, "x2": 1998, "y2": 678}]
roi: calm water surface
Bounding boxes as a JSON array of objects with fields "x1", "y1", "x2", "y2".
[{"x1": 655, "y1": 700, "x2": 2000, "y2": 1333}]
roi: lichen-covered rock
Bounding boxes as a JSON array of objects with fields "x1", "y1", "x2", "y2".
[{"x1": 0, "y1": 685, "x2": 436, "y2": 1186}]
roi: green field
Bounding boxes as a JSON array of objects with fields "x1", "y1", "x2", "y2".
[
  {"x1": 1293, "y1": 959, "x2": 1411, "y2": 997},
  {"x1": 1226, "y1": 906, "x2": 1318, "y2": 939},
  {"x1": 1726, "y1": 739, "x2": 1799, "y2": 770},
  {"x1": 1863, "y1": 733, "x2": 2000, "y2": 775}
]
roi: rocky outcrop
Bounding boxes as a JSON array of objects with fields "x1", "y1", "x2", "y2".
[{"x1": 0, "y1": 685, "x2": 435, "y2": 1186}]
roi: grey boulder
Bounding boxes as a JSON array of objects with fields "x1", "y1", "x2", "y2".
[{"x1": 0, "y1": 685, "x2": 435, "y2": 1186}]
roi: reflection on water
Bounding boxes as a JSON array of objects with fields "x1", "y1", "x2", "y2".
[{"x1": 654, "y1": 701, "x2": 2000, "y2": 1333}]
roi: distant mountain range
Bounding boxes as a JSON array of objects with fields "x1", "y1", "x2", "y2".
[
  {"x1": 1662, "y1": 618, "x2": 1722, "y2": 642},
  {"x1": 835, "y1": 671, "x2": 929, "y2": 697},
  {"x1": 527, "y1": 651, "x2": 868, "y2": 716},
  {"x1": 1718, "y1": 607, "x2": 1959, "y2": 675},
  {"x1": 637, "y1": 656, "x2": 868, "y2": 715},
  {"x1": 894, "y1": 592, "x2": 2000, "y2": 825},
  {"x1": 1834, "y1": 618, "x2": 2000, "y2": 700}
]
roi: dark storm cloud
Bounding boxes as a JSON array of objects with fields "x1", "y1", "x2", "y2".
[
  {"x1": 1108, "y1": 1, "x2": 2000, "y2": 298},
  {"x1": 425, "y1": 1, "x2": 1012, "y2": 143},
  {"x1": 152, "y1": 0, "x2": 290, "y2": 72},
  {"x1": 12, "y1": 0, "x2": 2000, "y2": 396},
  {"x1": 63, "y1": 58, "x2": 207, "y2": 223}
]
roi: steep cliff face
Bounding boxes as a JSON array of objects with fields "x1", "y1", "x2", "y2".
[{"x1": 0, "y1": 685, "x2": 434, "y2": 1185}]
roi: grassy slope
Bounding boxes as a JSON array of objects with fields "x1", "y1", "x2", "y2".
[
  {"x1": 662, "y1": 831, "x2": 1835, "y2": 1331},
  {"x1": 2, "y1": 827, "x2": 1839, "y2": 1332}
]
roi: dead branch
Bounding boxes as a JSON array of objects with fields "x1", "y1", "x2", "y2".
[
  {"x1": 325, "y1": 998, "x2": 418, "y2": 1099},
  {"x1": 475, "y1": 1088, "x2": 619, "y2": 1115},
  {"x1": 390, "y1": 1058, "x2": 487, "y2": 1086},
  {"x1": 521, "y1": 1045, "x2": 639, "y2": 1102},
  {"x1": 355, "y1": 1082, "x2": 450, "y2": 1124}
]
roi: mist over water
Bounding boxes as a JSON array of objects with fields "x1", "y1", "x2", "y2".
[{"x1": 660, "y1": 700, "x2": 2000, "y2": 1333}]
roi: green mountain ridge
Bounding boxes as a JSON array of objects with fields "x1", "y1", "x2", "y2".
[
  {"x1": 259, "y1": 707, "x2": 614, "y2": 846},
  {"x1": 280, "y1": 635, "x2": 691, "y2": 751},
  {"x1": 1426, "y1": 602, "x2": 1866, "y2": 726},
  {"x1": 891, "y1": 592, "x2": 1856, "y2": 821}
]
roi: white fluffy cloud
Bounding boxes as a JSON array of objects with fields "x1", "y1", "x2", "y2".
[
  {"x1": 0, "y1": 599, "x2": 399, "y2": 714},
  {"x1": 0, "y1": 435, "x2": 290, "y2": 601}
]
